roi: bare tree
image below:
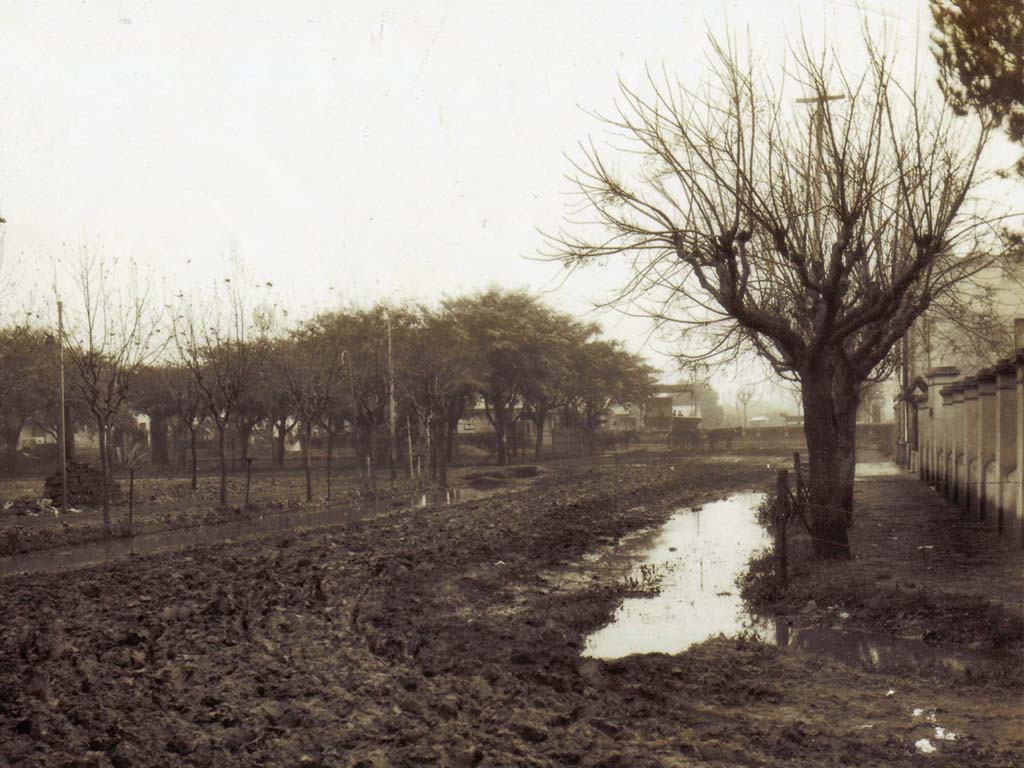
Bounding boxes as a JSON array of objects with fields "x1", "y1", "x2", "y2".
[
  {"x1": 548, "y1": 33, "x2": 1002, "y2": 558},
  {"x1": 280, "y1": 325, "x2": 345, "y2": 502},
  {"x1": 167, "y1": 364, "x2": 205, "y2": 490},
  {"x1": 173, "y1": 281, "x2": 270, "y2": 507},
  {"x1": 60, "y1": 248, "x2": 163, "y2": 529}
]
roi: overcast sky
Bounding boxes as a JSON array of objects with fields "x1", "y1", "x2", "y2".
[{"x1": 2, "y1": 0, "x2": 1016, "y2": 405}]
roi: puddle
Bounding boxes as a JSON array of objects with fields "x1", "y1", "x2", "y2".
[
  {"x1": 856, "y1": 461, "x2": 907, "y2": 478},
  {"x1": 580, "y1": 491, "x2": 1011, "y2": 677},
  {"x1": 583, "y1": 492, "x2": 773, "y2": 658}
]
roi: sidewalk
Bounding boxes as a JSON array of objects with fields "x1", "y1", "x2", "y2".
[{"x1": 849, "y1": 466, "x2": 1024, "y2": 612}]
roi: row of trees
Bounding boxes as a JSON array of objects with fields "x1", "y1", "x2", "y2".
[{"x1": 0, "y1": 276, "x2": 656, "y2": 527}]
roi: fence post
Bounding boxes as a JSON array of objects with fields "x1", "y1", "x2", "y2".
[
  {"x1": 775, "y1": 469, "x2": 790, "y2": 588},
  {"x1": 245, "y1": 458, "x2": 253, "y2": 509},
  {"x1": 128, "y1": 468, "x2": 134, "y2": 529},
  {"x1": 793, "y1": 452, "x2": 803, "y2": 501}
]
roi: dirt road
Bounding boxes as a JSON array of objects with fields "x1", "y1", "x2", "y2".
[{"x1": 1, "y1": 454, "x2": 1020, "y2": 767}]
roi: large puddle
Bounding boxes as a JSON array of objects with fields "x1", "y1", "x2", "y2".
[
  {"x1": 581, "y1": 482, "x2": 1011, "y2": 679},
  {"x1": 583, "y1": 491, "x2": 771, "y2": 658}
]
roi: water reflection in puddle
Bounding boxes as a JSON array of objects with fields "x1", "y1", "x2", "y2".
[
  {"x1": 582, "y1": 490, "x2": 1010, "y2": 678},
  {"x1": 856, "y1": 461, "x2": 907, "y2": 478},
  {"x1": 583, "y1": 491, "x2": 772, "y2": 658}
]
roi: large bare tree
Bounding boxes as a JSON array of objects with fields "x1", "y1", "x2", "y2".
[{"x1": 549, "y1": 34, "x2": 1002, "y2": 558}]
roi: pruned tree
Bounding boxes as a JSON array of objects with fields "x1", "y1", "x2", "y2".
[
  {"x1": 60, "y1": 249, "x2": 163, "y2": 528},
  {"x1": 547, "y1": 33, "x2": 1000, "y2": 558},
  {"x1": 173, "y1": 282, "x2": 271, "y2": 506}
]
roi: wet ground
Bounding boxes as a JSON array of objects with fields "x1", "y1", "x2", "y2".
[
  {"x1": 576, "y1": 486, "x2": 1016, "y2": 678},
  {"x1": 1, "y1": 453, "x2": 1021, "y2": 766}
]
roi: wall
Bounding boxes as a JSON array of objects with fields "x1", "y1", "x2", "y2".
[{"x1": 907, "y1": 322, "x2": 1024, "y2": 535}]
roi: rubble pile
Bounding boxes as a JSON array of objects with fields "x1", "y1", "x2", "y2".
[{"x1": 43, "y1": 462, "x2": 122, "y2": 507}]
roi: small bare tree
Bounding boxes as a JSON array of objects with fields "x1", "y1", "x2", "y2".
[
  {"x1": 280, "y1": 325, "x2": 345, "y2": 502},
  {"x1": 167, "y1": 364, "x2": 205, "y2": 490},
  {"x1": 60, "y1": 248, "x2": 163, "y2": 529},
  {"x1": 548, "y1": 32, "x2": 1004, "y2": 558},
  {"x1": 173, "y1": 281, "x2": 270, "y2": 507}
]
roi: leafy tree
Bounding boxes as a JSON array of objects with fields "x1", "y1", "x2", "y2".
[
  {"x1": 548, "y1": 33, "x2": 997, "y2": 558},
  {"x1": 129, "y1": 364, "x2": 179, "y2": 465},
  {"x1": 403, "y1": 308, "x2": 477, "y2": 485},
  {"x1": 518, "y1": 309, "x2": 597, "y2": 459},
  {"x1": 931, "y1": 0, "x2": 1023, "y2": 174},
  {"x1": 311, "y1": 304, "x2": 416, "y2": 490},
  {"x1": 0, "y1": 327, "x2": 52, "y2": 471},
  {"x1": 565, "y1": 340, "x2": 656, "y2": 453},
  {"x1": 445, "y1": 289, "x2": 550, "y2": 466},
  {"x1": 695, "y1": 383, "x2": 725, "y2": 428}
]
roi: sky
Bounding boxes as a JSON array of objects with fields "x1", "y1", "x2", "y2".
[{"x1": 1, "y1": 0, "x2": 1018, "y2": 409}]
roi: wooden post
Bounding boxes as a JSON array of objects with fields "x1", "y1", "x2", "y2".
[
  {"x1": 793, "y1": 451, "x2": 803, "y2": 501},
  {"x1": 775, "y1": 470, "x2": 790, "y2": 588},
  {"x1": 245, "y1": 458, "x2": 253, "y2": 509},
  {"x1": 128, "y1": 468, "x2": 135, "y2": 529}
]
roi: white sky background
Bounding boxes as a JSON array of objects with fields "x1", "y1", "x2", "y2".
[{"x1": 2, "y1": 0, "x2": 1020, "y2": 409}]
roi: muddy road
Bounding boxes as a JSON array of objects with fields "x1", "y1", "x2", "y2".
[{"x1": 1, "y1": 453, "x2": 1020, "y2": 767}]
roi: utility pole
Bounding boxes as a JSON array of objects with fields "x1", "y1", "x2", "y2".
[
  {"x1": 796, "y1": 92, "x2": 845, "y2": 247},
  {"x1": 737, "y1": 387, "x2": 754, "y2": 429},
  {"x1": 57, "y1": 300, "x2": 68, "y2": 514},
  {"x1": 386, "y1": 308, "x2": 398, "y2": 481}
]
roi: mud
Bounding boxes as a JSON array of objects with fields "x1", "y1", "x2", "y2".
[{"x1": 1, "y1": 454, "x2": 1021, "y2": 767}]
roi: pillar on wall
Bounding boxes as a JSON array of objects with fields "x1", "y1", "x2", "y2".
[
  {"x1": 962, "y1": 379, "x2": 980, "y2": 515},
  {"x1": 927, "y1": 367, "x2": 960, "y2": 486},
  {"x1": 975, "y1": 369, "x2": 998, "y2": 521},
  {"x1": 994, "y1": 359, "x2": 1017, "y2": 532},
  {"x1": 1016, "y1": 347, "x2": 1023, "y2": 533},
  {"x1": 940, "y1": 385, "x2": 958, "y2": 499}
]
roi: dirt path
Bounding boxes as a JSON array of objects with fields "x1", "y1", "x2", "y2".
[{"x1": 1, "y1": 454, "x2": 1020, "y2": 767}]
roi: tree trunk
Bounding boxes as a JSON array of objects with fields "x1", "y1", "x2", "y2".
[
  {"x1": 438, "y1": 418, "x2": 449, "y2": 487},
  {"x1": 446, "y1": 420, "x2": 457, "y2": 465},
  {"x1": 302, "y1": 421, "x2": 313, "y2": 502},
  {"x1": 217, "y1": 424, "x2": 228, "y2": 507},
  {"x1": 64, "y1": 411, "x2": 76, "y2": 461},
  {"x1": 494, "y1": 410, "x2": 508, "y2": 466},
  {"x1": 533, "y1": 415, "x2": 546, "y2": 460},
  {"x1": 97, "y1": 418, "x2": 111, "y2": 532},
  {"x1": 150, "y1": 414, "x2": 170, "y2": 465},
  {"x1": 274, "y1": 419, "x2": 288, "y2": 467},
  {"x1": 240, "y1": 423, "x2": 253, "y2": 466},
  {"x1": 1, "y1": 422, "x2": 22, "y2": 473},
  {"x1": 801, "y1": 370, "x2": 858, "y2": 560},
  {"x1": 326, "y1": 432, "x2": 335, "y2": 501},
  {"x1": 189, "y1": 427, "x2": 199, "y2": 491}
]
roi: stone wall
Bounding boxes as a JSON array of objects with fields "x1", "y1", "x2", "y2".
[{"x1": 902, "y1": 322, "x2": 1024, "y2": 534}]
